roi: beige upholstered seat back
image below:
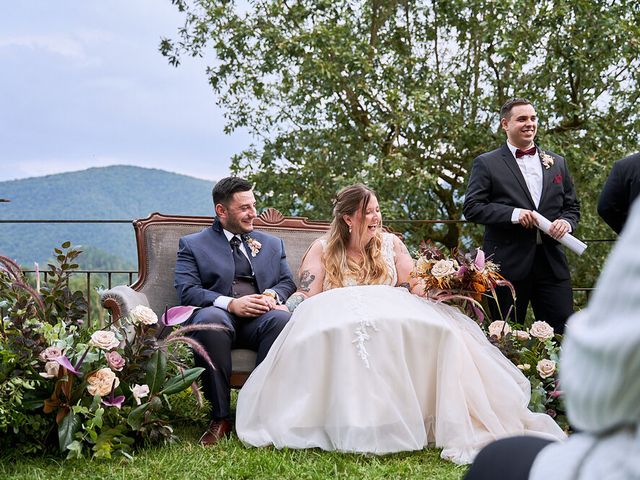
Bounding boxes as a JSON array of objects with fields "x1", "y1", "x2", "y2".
[
  {"x1": 137, "y1": 222, "x2": 207, "y2": 316},
  {"x1": 259, "y1": 227, "x2": 326, "y2": 281}
]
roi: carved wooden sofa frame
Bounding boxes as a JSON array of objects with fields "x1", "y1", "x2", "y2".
[{"x1": 100, "y1": 208, "x2": 332, "y2": 387}]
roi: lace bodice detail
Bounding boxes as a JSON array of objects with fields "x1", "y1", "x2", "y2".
[{"x1": 320, "y1": 232, "x2": 398, "y2": 290}]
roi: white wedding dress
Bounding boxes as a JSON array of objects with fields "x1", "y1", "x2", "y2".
[{"x1": 236, "y1": 233, "x2": 565, "y2": 464}]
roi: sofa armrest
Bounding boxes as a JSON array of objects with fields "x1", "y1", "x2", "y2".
[{"x1": 101, "y1": 285, "x2": 150, "y2": 322}]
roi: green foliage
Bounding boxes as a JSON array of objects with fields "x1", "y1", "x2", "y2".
[{"x1": 163, "y1": 0, "x2": 640, "y2": 296}]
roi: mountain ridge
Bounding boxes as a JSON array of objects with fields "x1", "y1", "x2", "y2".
[{"x1": 0, "y1": 165, "x2": 216, "y2": 266}]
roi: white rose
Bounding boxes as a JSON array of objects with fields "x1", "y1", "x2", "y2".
[
  {"x1": 488, "y1": 320, "x2": 512, "y2": 339},
  {"x1": 131, "y1": 384, "x2": 150, "y2": 406},
  {"x1": 130, "y1": 305, "x2": 158, "y2": 325},
  {"x1": 89, "y1": 330, "x2": 120, "y2": 351},
  {"x1": 39, "y1": 361, "x2": 60, "y2": 379},
  {"x1": 514, "y1": 330, "x2": 531, "y2": 341},
  {"x1": 536, "y1": 359, "x2": 556, "y2": 379},
  {"x1": 39, "y1": 346, "x2": 63, "y2": 362},
  {"x1": 530, "y1": 321, "x2": 554, "y2": 340},
  {"x1": 431, "y1": 259, "x2": 456, "y2": 278},
  {"x1": 86, "y1": 367, "x2": 120, "y2": 397}
]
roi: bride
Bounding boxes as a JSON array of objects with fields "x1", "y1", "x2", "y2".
[{"x1": 236, "y1": 184, "x2": 565, "y2": 464}]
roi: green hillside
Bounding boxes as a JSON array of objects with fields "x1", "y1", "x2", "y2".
[{"x1": 0, "y1": 166, "x2": 215, "y2": 267}]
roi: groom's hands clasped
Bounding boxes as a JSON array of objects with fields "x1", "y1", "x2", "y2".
[
  {"x1": 229, "y1": 294, "x2": 272, "y2": 317},
  {"x1": 518, "y1": 209, "x2": 570, "y2": 240}
]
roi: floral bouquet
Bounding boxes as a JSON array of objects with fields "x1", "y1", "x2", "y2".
[
  {"x1": 412, "y1": 241, "x2": 511, "y2": 323},
  {"x1": 0, "y1": 243, "x2": 216, "y2": 459}
]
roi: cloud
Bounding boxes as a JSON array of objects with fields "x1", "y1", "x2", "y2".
[
  {"x1": 0, "y1": 3, "x2": 237, "y2": 185},
  {"x1": 0, "y1": 34, "x2": 100, "y2": 67}
]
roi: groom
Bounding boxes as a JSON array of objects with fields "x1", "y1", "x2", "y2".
[
  {"x1": 174, "y1": 176, "x2": 296, "y2": 445},
  {"x1": 463, "y1": 98, "x2": 580, "y2": 334}
]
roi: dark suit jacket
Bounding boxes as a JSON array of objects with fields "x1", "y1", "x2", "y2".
[
  {"x1": 597, "y1": 152, "x2": 640, "y2": 234},
  {"x1": 174, "y1": 218, "x2": 297, "y2": 307},
  {"x1": 463, "y1": 144, "x2": 580, "y2": 282}
]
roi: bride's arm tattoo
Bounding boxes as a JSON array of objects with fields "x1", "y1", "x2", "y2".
[
  {"x1": 285, "y1": 292, "x2": 306, "y2": 312},
  {"x1": 397, "y1": 282, "x2": 410, "y2": 290},
  {"x1": 299, "y1": 270, "x2": 315, "y2": 292}
]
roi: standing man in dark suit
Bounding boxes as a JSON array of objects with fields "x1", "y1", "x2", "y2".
[
  {"x1": 463, "y1": 98, "x2": 580, "y2": 334},
  {"x1": 175, "y1": 176, "x2": 296, "y2": 445},
  {"x1": 597, "y1": 152, "x2": 640, "y2": 234}
]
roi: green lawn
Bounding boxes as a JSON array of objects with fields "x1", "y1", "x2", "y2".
[{"x1": 0, "y1": 425, "x2": 468, "y2": 480}]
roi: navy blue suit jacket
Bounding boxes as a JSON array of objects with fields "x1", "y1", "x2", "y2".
[
  {"x1": 174, "y1": 218, "x2": 297, "y2": 307},
  {"x1": 463, "y1": 144, "x2": 580, "y2": 281}
]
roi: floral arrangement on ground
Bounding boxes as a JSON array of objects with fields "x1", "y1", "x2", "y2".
[
  {"x1": 412, "y1": 242, "x2": 567, "y2": 430},
  {"x1": 0, "y1": 243, "x2": 213, "y2": 459}
]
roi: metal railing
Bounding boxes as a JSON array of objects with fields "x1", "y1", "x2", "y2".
[{"x1": 2, "y1": 218, "x2": 616, "y2": 326}]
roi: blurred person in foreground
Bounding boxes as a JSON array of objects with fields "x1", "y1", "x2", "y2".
[{"x1": 466, "y1": 197, "x2": 640, "y2": 479}]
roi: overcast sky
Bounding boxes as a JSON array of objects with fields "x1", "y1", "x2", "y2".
[{"x1": 0, "y1": 1, "x2": 249, "y2": 182}]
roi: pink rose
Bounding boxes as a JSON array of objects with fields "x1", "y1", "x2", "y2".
[
  {"x1": 89, "y1": 330, "x2": 120, "y2": 351},
  {"x1": 39, "y1": 346, "x2": 63, "y2": 362},
  {"x1": 488, "y1": 321, "x2": 512, "y2": 339},
  {"x1": 105, "y1": 351, "x2": 125, "y2": 371},
  {"x1": 536, "y1": 359, "x2": 556, "y2": 379},
  {"x1": 129, "y1": 305, "x2": 158, "y2": 325},
  {"x1": 530, "y1": 321, "x2": 554, "y2": 340},
  {"x1": 431, "y1": 259, "x2": 457, "y2": 278}
]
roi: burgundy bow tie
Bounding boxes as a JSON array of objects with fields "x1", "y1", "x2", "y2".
[{"x1": 515, "y1": 146, "x2": 537, "y2": 158}]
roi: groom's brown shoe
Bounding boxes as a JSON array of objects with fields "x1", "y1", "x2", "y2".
[{"x1": 199, "y1": 418, "x2": 232, "y2": 446}]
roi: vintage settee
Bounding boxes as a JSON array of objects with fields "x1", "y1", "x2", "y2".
[{"x1": 100, "y1": 208, "x2": 332, "y2": 387}]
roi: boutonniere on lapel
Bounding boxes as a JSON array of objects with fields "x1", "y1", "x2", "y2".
[
  {"x1": 242, "y1": 234, "x2": 262, "y2": 257},
  {"x1": 540, "y1": 151, "x2": 554, "y2": 169}
]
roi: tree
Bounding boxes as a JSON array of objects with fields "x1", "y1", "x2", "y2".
[{"x1": 161, "y1": 0, "x2": 640, "y2": 292}]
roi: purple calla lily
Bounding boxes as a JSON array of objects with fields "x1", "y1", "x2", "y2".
[
  {"x1": 102, "y1": 395, "x2": 126, "y2": 409},
  {"x1": 161, "y1": 305, "x2": 200, "y2": 326},
  {"x1": 456, "y1": 265, "x2": 467, "y2": 277},
  {"x1": 54, "y1": 355, "x2": 81, "y2": 376},
  {"x1": 474, "y1": 249, "x2": 485, "y2": 270}
]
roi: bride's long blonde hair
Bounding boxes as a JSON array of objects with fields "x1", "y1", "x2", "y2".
[{"x1": 322, "y1": 184, "x2": 390, "y2": 289}]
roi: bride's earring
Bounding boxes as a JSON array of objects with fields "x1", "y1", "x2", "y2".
[{"x1": 348, "y1": 225, "x2": 352, "y2": 234}]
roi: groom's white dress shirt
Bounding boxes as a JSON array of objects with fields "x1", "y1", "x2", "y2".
[{"x1": 507, "y1": 141, "x2": 571, "y2": 237}]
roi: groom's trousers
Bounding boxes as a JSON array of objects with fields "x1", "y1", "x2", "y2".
[
  {"x1": 490, "y1": 245, "x2": 573, "y2": 334},
  {"x1": 188, "y1": 306, "x2": 290, "y2": 419}
]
